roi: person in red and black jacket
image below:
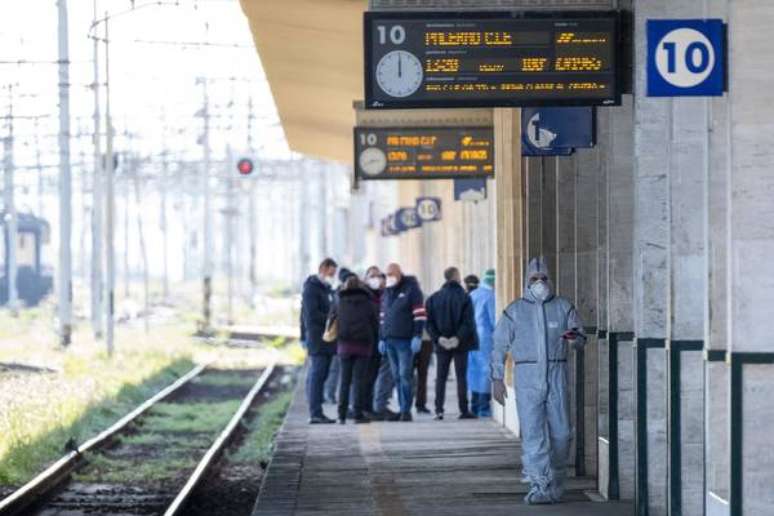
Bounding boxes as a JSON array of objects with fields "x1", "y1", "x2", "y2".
[{"x1": 379, "y1": 263, "x2": 426, "y2": 422}]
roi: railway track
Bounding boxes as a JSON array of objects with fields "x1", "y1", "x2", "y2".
[{"x1": 0, "y1": 360, "x2": 280, "y2": 516}]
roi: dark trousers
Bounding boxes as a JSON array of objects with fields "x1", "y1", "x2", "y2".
[
  {"x1": 338, "y1": 354, "x2": 368, "y2": 420},
  {"x1": 363, "y1": 352, "x2": 381, "y2": 413},
  {"x1": 308, "y1": 353, "x2": 333, "y2": 418},
  {"x1": 435, "y1": 350, "x2": 469, "y2": 415},
  {"x1": 413, "y1": 339, "x2": 432, "y2": 409}
]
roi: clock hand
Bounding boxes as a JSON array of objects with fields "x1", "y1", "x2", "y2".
[{"x1": 398, "y1": 53, "x2": 402, "y2": 78}]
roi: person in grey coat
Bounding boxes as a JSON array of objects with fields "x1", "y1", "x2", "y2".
[{"x1": 491, "y1": 257, "x2": 586, "y2": 505}]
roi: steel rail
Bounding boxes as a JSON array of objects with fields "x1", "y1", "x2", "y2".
[
  {"x1": 0, "y1": 363, "x2": 209, "y2": 516},
  {"x1": 164, "y1": 360, "x2": 277, "y2": 516}
]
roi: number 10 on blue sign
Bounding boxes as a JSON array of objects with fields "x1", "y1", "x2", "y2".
[{"x1": 647, "y1": 19, "x2": 726, "y2": 97}]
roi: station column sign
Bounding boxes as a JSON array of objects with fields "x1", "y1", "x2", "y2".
[
  {"x1": 364, "y1": 11, "x2": 622, "y2": 109},
  {"x1": 647, "y1": 19, "x2": 726, "y2": 97}
]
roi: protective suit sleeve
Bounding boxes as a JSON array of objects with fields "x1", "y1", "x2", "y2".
[
  {"x1": 485, "y1": 292, "x2": 496, "y2": 332},
  {"x1": 567, "y1": 305, "x2": 587, "y2": 350},
  {"x1": 491, "y1": 310, "x2": 514, "y2": 381}
]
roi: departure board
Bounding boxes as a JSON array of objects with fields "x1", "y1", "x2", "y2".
[
  {"x1": 364, "y1": 11, "x2": 621, "y2": 108},
  {"x1": 354, "y1": 126, "x2": 494, "y2": 180}
]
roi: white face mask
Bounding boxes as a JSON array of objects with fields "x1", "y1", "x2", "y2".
[
  {"x1": 385, "y1": 275, "x2": 398, "y2": 288},
  {"x1": 366, "y1": 277, "x2": 382, "y2": 290},
  {"x1": 323, "y1": 275, "x2": 336, "y2": 287},
  {"x1": 530, "y1": 280, "x2": 550, "y2": 302}
]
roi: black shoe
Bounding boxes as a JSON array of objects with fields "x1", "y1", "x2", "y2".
[
  {"x1": 399, "y1": 412, "x2": 413, "y2": 422},
  {"x1": 309, "y1": 415, "x2": 336, "y2": 424},
  {"x1": 363, "y1": 410, "x2": 379, "y2": 420},
  {"x1": 434, "y1": 413, "x2": 444, "y2": 421},
  {"x1": 354, "y1": 416, "x2": 371, "y2": 424},
  {"x1": 386, "y1": 411, "x2": 402, "y2": 422},
  {"x1": 416, "y1": 406, "x2": 431, "y2": 414},
  {"x1": 369, "y1": 411, "x2": 386, "y2": 421},
  {"x1": 459, "y1": 412, "x2": 478, "y2": 420}
]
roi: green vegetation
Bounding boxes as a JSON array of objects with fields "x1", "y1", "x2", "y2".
[
  {"x1": 230, "y1": 390, "x2": 294, "y2": 465},
  {"x1": 0, "y1": 358, "x2": 194, "y2": 485},
  {"x1": 75, "y1": 399, "x2": 244, "y2": 484}
]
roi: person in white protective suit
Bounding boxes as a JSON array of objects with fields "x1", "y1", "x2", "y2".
[{"x1": 490, "y1": 257, "x2": 586, "y2": 504}]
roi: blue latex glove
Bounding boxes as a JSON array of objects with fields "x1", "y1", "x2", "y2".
[
  {"x1": 411, "y1": 336, "x2": 422, "y2": 354},
  {"x1": 378, "y1": 340, "x2": 386, "y2": 355}
]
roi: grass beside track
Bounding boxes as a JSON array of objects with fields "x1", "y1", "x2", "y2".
[{"x1": 230, "y1": 389, "x2": 294, "y2": 465}]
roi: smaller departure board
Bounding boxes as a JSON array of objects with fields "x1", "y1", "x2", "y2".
[
  {"x1": 364, "y1": 10, "x2": 621, "y2": 108},
  {"x1": 354, "y1": 126, "x2": 494, "y2": 180}
]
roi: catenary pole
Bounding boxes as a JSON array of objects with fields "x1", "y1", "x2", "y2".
[
  {"x1": 201, "y1": 79, "x2": 213, "y2": 332},
  {"x1": 3, "y1": 86, "x2": 18, "y2": 313},
  {"x1": 91, "y1": 0, "x2": 103, "y2": 338},
  {"x1": 104, "y1": 13, "x2": 115, "y2": 356},
  {"x1": 57, "y1": 0, "x2": 73, "y2": 346}
]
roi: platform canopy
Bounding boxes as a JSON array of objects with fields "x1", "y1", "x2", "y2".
[{"x1": 239, "y1": 0, "x2": 366, "y2": 163}]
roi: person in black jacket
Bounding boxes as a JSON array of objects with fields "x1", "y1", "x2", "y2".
[
  {"x1": 425, "y1": 266, "x2": 479, "y2": 420},
  {"x1": 329, "y1": 275, "x2": 379, "y2": 424},
  {"x1": 301, "y1": 257, "x2": 338, "y2": 424}
]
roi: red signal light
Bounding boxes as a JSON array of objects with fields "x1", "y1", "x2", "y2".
[{"x1": 237, "y1": 158, "x2": 254, "y2": 175}]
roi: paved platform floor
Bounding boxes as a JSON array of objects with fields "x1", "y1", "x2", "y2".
[{"x1": 253, "y1": 370, "x2": 633, "y2": 516}]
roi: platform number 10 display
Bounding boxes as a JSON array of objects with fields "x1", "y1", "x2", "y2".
[
  {"x1": 647, "y1": 19, "x2": 725, "y2": 97},
  {"x1": 375, "y1": 25, "x2": 423, "y2": 98},
  {"x1": 655, "y1": 28, "x2": 715, "y2": 88}
]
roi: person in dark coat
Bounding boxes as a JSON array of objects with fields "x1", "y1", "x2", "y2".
[
  {"x1": 301, "y1": 257, "x2": 338, "y2": 424},
  {"x1": 361, "y1": 266, "x2": 396, "y2": 420},
  {"x1": 324, "y1": 267, "x2": 357, "y2": 405},
  {"x1": 425, "y1": 266, "x2": 479, "y2": 420},
  {"x1": 329, "y1": 275, "x2": 379, "y2": 423},
  {"x1": 379, "y1": 263, "x2": 426, "y2": 422}
]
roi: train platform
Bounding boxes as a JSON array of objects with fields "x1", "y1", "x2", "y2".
[{"x1": 252, "y1": 371, "x2": 633, "y2": 516}]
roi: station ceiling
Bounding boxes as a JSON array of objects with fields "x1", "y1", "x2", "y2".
[{"x1": 239, "y1": 0, "x2": 366, "y2": 163}]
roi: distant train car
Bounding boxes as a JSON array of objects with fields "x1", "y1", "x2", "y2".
[{"x1": 0, "y1": 212, "x2": 53, "y2": 307}]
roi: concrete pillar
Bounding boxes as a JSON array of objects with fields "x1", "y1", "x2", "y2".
[
  {"x1": 726, "y1": 2, "x2": 774, "y2": 514},
  {"x1": 541, "y1": 157, "x2": 558, "y2": 275},
  {"x1": 599, "y1": 94, "x2": 636, "y2": 501},
  {"x1": 704, "y1": 4, "x2": 731, "y2": 515},
  {"x1": 492, "y1": 107, "x2": 523, "y2": 435},
  {"x1": 631, "y1": 3, "x2": 671, "y2": 514},
  {"x1": 525, "y1": 157, "x2": 543, "y2": 263},
  {"x1": 575, "y1": 146, "x2": 600, "y2": 477}
]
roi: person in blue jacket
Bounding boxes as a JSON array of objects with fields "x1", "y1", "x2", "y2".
[
  {"x1": 468, "y1": 268, "x2": 496, "y2": 417},
  {"x1": 379, "y1": 263, "x2": 425, "y2": 422}
]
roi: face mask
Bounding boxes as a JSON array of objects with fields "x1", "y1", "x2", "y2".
[
  {"x1": 323, "y1": 275, "x2": 336, "y2": 287},
  {"x1": 385, "y1": 275, "x2": 398, "y2": 288},
  {"x1": 530, "y1": 280, "x2": 550, "y2": 302},
  {"x1": 366, "y1": 277, "x2": 382, "y2": 290}
]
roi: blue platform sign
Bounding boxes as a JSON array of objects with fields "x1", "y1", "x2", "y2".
[
  {"x1": 415, "y1": 197, "x2": 442, "y2": 222},
  {"x1": 454, "y1": 178, "x2": 487, "y2": 202},
  {"x1": 395, "y1": 207, "x2": 422, "y2": 231},
  {"x1": 647, "y1": 19, "x2": 726, "y2": 97},
  {"x1": 521, "y1": 108, "x2": 595, "y2": 157}
]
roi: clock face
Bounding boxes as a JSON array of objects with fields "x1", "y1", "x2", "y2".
[
  {"x1": 358, "y1": 147, "x2": 387, "y2": 177},
  {"x1": 376, "y1": 50, "x2": 423, "y2": 98}
]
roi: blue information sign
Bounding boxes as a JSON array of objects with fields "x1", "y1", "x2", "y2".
[
  {"x1": 521, "y1": 107, "x2": 595, "y2": 157},
  {"x1": 647, "y1": 19, "x2": 726, "y2": 97},
  {"x1": 415, "y1": 197, "x2": 442, "y2": 222},
  {"x1": 454, "y1": 179, "x2": 487, "y2": 202},
  {"x1": 395, "y1": 207, "x2": 422, "y2": 231}
]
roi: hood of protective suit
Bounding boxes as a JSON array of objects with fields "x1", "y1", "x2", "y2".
[{"x1": 523, "y1": 257, "x2": 555, "y2": 303}]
